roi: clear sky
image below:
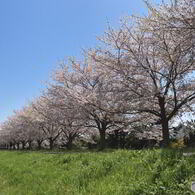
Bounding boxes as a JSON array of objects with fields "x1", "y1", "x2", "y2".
[{"x1": 0, "y1": 0, "x2": 163, "y2": 123}]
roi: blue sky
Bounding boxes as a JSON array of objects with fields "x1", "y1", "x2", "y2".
[{"x1": 0, "y1": 0, "x2": 163, "y2": 123}]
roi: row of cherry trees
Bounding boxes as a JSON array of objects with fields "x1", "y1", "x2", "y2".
[{"x1": 0, "y1": 0, "x2": 194, "y2": 149}]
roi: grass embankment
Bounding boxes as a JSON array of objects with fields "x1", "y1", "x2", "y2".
[{"x1": 0, "y1": 149, "x2": 194, "y2": 195}]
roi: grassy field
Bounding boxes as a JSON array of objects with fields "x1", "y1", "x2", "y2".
[{"x1": 0, "y1": 149, "x2": 194, "y2": 195}]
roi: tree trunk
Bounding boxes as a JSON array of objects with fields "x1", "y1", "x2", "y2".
[
  {"x1": 37, "y1": 140, "x2": 42, "y2": 150},
  {"x1": 112, "y1": 130, "x2": 119, "y2": 149},
  {"x1": 9, "y1": 142, "x2": 12, "y2": 150},
  {"x1": 161, "y1": 119, "x2": 170, "y2": 147},
  {"x1": 99, "y1": 130, "x2": 106, "y2": 150},
  {"x1": 158, "y1": 96, "x2": 170, "y2": 147},
  {"x1": 49, "y1": 138, "x2": 54, "y2": 150},
  {"x1": 28, "y1": 140, "x2": 32, "y2": 150},
  {"x1": 67, "y1": 139, "x2": 73, "y2": 150},
  {"x1": 17, "y1": 143, "x2": 20, "y2": 150},
  {"x1": 21, "y1": 141, "x2": 25, "y2": 150}
]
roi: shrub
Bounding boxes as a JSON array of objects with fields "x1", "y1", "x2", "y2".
[{"x1": 170, "y1": 138, "x2": 186, "y2": 149}]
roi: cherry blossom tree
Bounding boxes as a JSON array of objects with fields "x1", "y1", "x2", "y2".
[
  {"x1": 41, "y1": 88, "x2": 87, "y2": 150},
  {"x1": 18, "y1": 104, "x2": 46, "y2": 150},
  {"x1": 52, "y1": 57, "x2": 137, "y2": 149},
  {"x1": 91, "y1": 0, "x2": 195, "y2": 145},
  {"x1": 1, "y1": 113, "x2": 27, "y2": 149},
  {"x1": 32, "y1": 97, "x2": 62, "y2": 150}
]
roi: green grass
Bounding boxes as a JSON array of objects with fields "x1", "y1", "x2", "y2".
[{"x1": 0, "y1": 149, "x2": 194, "y2": 195}]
